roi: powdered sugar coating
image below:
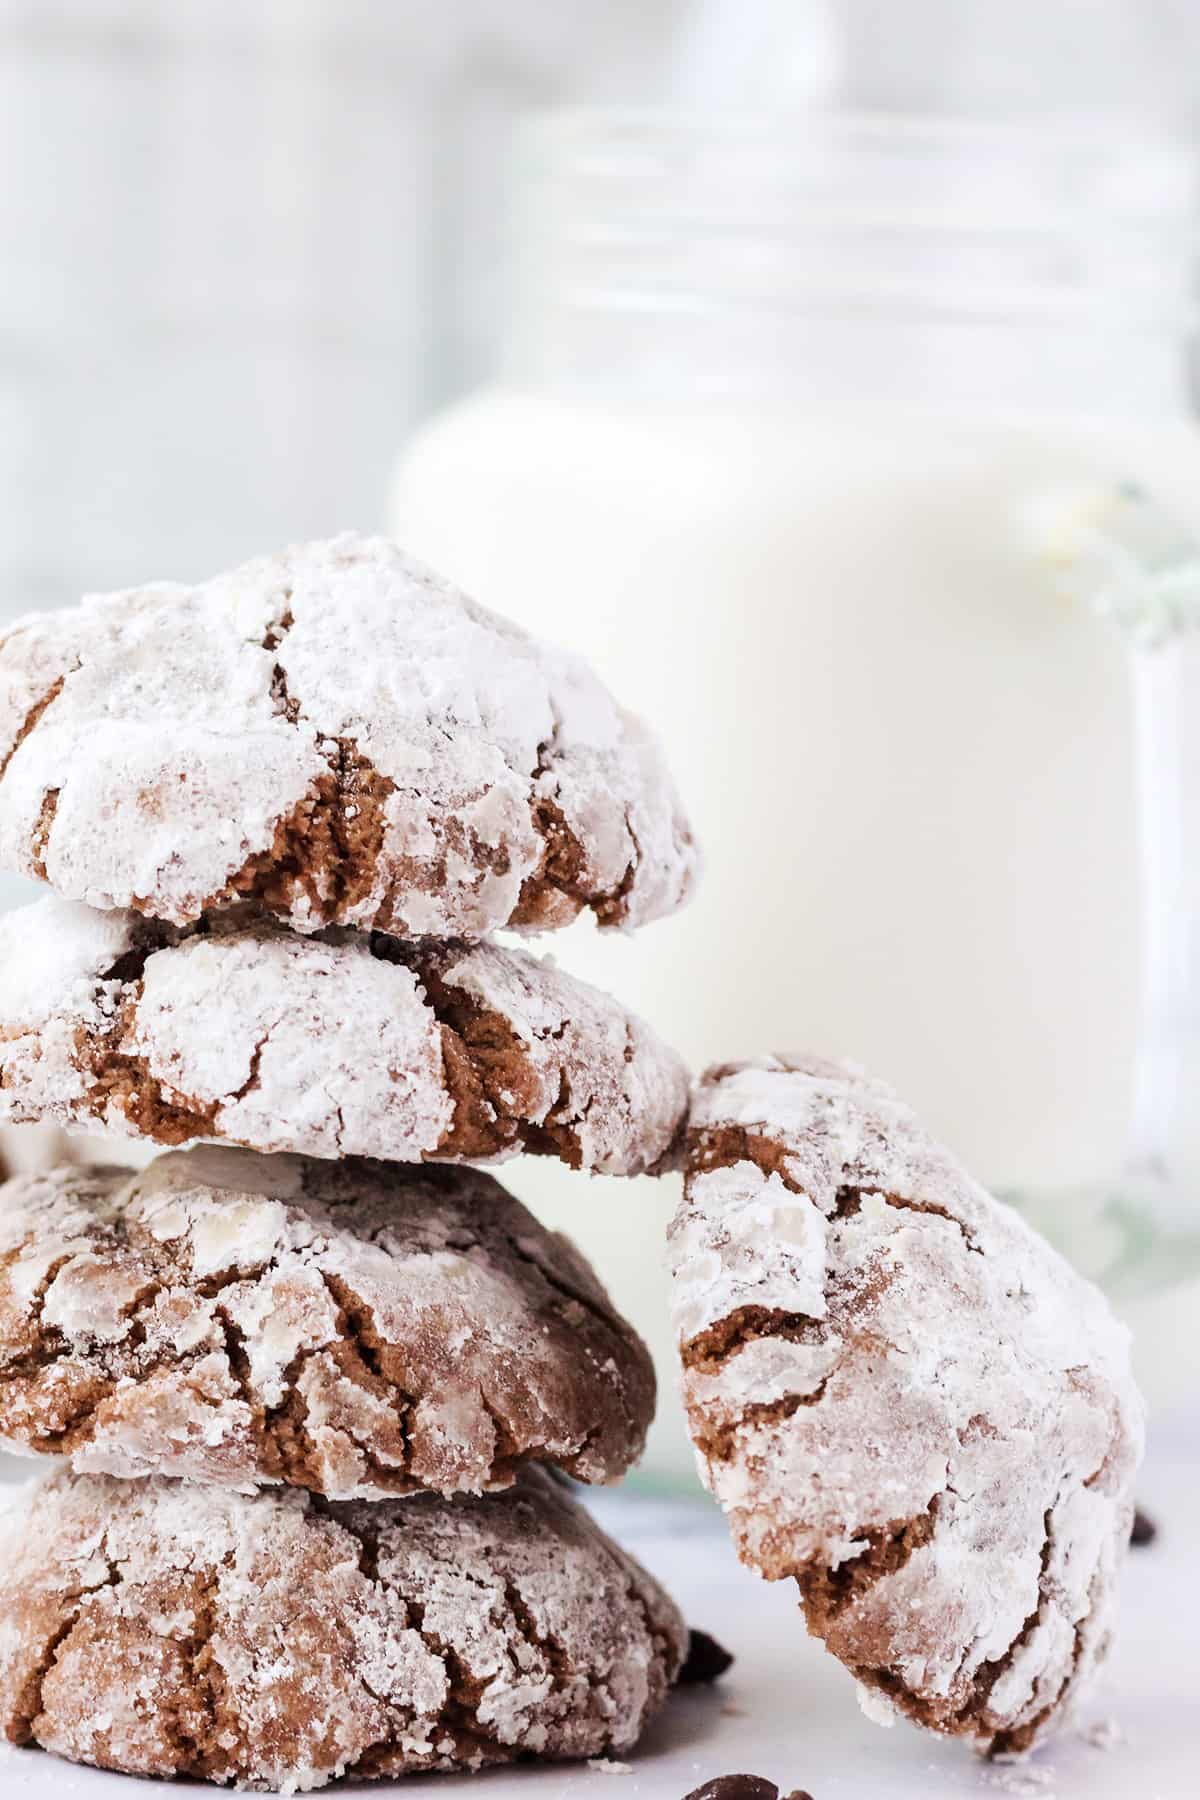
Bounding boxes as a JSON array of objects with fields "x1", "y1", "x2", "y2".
[
  {"x1": 668, "y1": 1054, "x2": 1143, "y2": 1756},
  {"x1": 0, "y1": 896, "x2": 689, "y2": 1174},
  {"x1": 0, "y1": 1466, "x2": 686, "y2": 1792},
  {"x1": 0, "y1": 1147, "x2": 655, "y2": 1496},
  {"x1": 0, "y1": 533, "x2": 698, "y2": 937}
]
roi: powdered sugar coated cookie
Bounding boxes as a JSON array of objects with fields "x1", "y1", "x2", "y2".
[
  {"x1": 0, "y1": 533, "x2": 698, "y2": 937},
  {"x1": 0, "y1": 1147, "x2": 655, "y2": 1497},
  {"x1": 669, "y1": 1054, "x2": 1143, "y2": 1756},
  {"x1": 0, "y1": 1465, "x2": 686, "y2": 1790},
  {"x1": 0, "y1": 896, "x2": 689, "y2": 1174}
]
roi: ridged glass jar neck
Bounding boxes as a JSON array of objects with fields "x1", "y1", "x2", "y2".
[{"x1": 504, "y1": 110, "x2": 1199, "y2": 418}]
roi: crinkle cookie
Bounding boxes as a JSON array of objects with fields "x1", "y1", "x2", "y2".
[
  {"x1": 669, "y1": 1055, "x2": 1143, "y2": 1756},
  {"x1": 0, "y1": 895, "x2": 688, "y2": 1173},
  {"x1": 0, "y1": 532, "x2": 698, "y2": 938},
  {"x1": 0, "y1": 1147, "x2": 655, "y2": 1497},
  {"x1": 0, "y1": 1465, "x2": 686, "y2": 1792}
]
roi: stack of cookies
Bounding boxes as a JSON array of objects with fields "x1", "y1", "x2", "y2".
[{"x1": 0, "y1": 534, "x2": 699, "y2": 1791}]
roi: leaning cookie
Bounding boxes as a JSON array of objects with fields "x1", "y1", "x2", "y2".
[
  {"x1": 669, "y1": 1054, "x2": 1143, "y2": 1756},
  {"x1": 0, "y1": 895, "x2": 688, "y2": 1172},
  {"x1": 0, "y1": 532, "x2": 698, "y2": 938},
  {"x1": 0, "y1": 1466, "x2": 686, "y2": 1791},
  {"x1": 0, "y1": 1148, "x2": 655, "y2": 1497}
]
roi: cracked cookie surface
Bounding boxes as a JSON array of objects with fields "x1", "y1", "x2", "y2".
[
  {"x1": 669, "y1": 1054, "x2": 1143, "y2": 1756},
  {"x1": 0, "y1": 895, "x2": 689, "y2": 1172},
  {"x1": 0, "y1": 532, "x2": 698, "y2": 937},
  {"x1": 0, "y1": 1464, "x2": 686, "y2": 1792},
  {"x1": 0, "y1": 1146, "x2": 655, "y2": 1497}
]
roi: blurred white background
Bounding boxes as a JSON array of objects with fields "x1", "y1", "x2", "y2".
[
  {"x1": 0, "y1": 0, "x2": 694, "y2": 614},
  {"x1": 3, "y1": 0, "x2": 1200, "y2": 620}
]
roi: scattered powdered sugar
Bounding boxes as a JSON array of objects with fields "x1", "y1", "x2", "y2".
[
  {"x1": 0, "y1": 1147, "x2": 655, "y2": 1496},
  {"x1": 0, "y1": 533, "x2": 698, "y2": 937},
  {"x1": 0, "y1": 1465, "x2": 686, "y2": 1792},
  {"x1": 1079, "y1": 1717, "x2": 1125, "y2": 1751},
  {"x1": 0, "y1": 894, "x2": 689, "y2": 1174},
  {"x1": 987, "y1": 1766, "x2": 1058, "y2": 1795},
  {"x1": 669, "y1": 1054, "x2": 1144, "y2": 1756}
]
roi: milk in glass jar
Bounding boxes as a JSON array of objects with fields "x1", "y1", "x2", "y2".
[{"x1": 392, "y1": 114, "x2": 1200, "y2": 1472}]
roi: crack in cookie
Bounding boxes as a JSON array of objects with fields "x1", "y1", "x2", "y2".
[{"x1": 0, "y1": 673, "x2": 71, "y2": 787}]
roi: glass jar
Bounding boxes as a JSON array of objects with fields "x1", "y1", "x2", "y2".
[{"x1": 391, "y1": 112, "x2": 1200, "y2": 1474}]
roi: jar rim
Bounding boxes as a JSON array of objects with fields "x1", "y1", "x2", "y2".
[
  {"x1": 518, "y1": 105, "x2": 1195, "y2": 228},
  {"x1": 510, "y1": 105, "x2": 1198, "y2": 336}
]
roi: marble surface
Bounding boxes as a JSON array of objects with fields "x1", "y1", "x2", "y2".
[{"x1": 0, "y1": 1427, "x2": 1196, "y2": 1799}]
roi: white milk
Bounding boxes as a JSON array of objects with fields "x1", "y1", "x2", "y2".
[
  {"x1": 391, "y1": 117, "x2": 1200, "y2": 1473},
  {"x1": 392, "y1": 396, "x2": 1200, "y2": 1467}
]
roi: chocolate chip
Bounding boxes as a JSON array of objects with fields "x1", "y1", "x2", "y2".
[
  {"x1": 1131, "y1": 1506, "x2": 1158, "y2": 1546},
  {"x1": 682, "y1": 1779, "x2": 778, "y2": 1800},
  {"x1": 677, "y1": 1627, "x2": 735, "y2": 1684}
]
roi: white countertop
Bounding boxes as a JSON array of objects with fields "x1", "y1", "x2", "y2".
[{"x1": 1, "y1": 1431, "x2": 1196, "y2": 1800}]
